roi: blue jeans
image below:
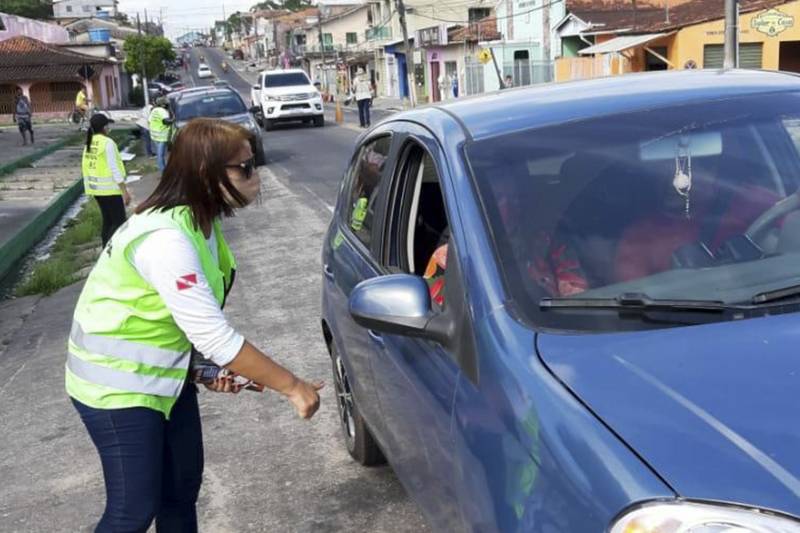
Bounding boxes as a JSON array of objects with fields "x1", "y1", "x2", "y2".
[
  {"x1": 72, "y1": 383, "x2": 203, "y2": 533},
  {"x1": 155, "y1": 141, "x2": 167, "y2": 172},
  {"x1": 357, "y1": 98, "x2": 371, "y2": 127},
  {"x1": 140, "y1": 127, "x2": 155, "y2": 156}
]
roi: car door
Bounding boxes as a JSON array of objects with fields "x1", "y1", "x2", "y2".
[
  {"x1": 323, "y1": 131, "x2": 396, "y2": 436},
  {"x1": 368, "y1": 124, "x2": 477, "y2": 530}
]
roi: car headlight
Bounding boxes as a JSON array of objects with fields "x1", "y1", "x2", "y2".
[{"x1": 610, "y1": 502, "x2": 800, "y2": 533}]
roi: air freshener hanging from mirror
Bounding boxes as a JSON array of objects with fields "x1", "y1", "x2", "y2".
[{"x1": 673, "y1": 136, "x2": 693, "y2": 219}]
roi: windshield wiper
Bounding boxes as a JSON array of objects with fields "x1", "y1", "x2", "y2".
[
  {"x1": 540, "y1": 292, "x2": 735, "y2": 313},
  {"x1": 751, "y1": 284, "x2": 800, "y2": 305}
]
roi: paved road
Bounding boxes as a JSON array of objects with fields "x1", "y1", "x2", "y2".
[{"x1": 0, "y1": 50, "x2": 428, "y2": 532}]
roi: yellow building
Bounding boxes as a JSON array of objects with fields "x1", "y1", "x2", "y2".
[{"x1": 555, "y1": 0, "x2": 800, "y2": 81}]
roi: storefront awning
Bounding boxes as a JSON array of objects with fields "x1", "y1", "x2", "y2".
[{"x1": 578, "y1": 32, "x2": 670, "y2": 55}]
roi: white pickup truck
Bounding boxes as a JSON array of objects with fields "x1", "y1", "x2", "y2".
[{"x1": 250, "y1": 69, "x2": 324, "y2": 130}]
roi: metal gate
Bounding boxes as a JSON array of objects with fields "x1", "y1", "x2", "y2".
[{"x1": 703, "y1": 43, "x2": 763, "y2": 69}]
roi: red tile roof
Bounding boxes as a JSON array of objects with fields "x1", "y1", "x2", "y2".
[
  {"x1": 449, "y1": 16, "x2": 502, "y2": 42},
  {"x1": 0, "y1": 36, "x2": 109, "y2": 83},
  {"x1": 569, "y1": 0, "x2": 789, "y2": 32}
]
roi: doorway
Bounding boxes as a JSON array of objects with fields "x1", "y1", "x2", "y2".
[
  {"x1": 780, "y1": 41, "x2": 800, "y2": 73},
  {"x1": 430, "y1": 60, "x2": 441, "y2": 102}
]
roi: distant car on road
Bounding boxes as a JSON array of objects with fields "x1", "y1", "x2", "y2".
[
  {"x1": 212, "y1": 79, "x2": 231, "y2": 88},
  {"x1": 197, "y1": 63, "x2": 213, "y2": 79},
  {"x1": 251, "y1": 68, "x2": 324, "y2": 130},
  {"x1": 169, "y1": 81, "x2": 187, "y2": 91},
  {"x1": 147, "y1": 81, "x2": 172, "y2": 101},
  {"x1": 170, "y1": 86, "x2": 265, "y2": 166},
  {"x1": 321, "y1": 69, "x2": 800, "y2": 532}
]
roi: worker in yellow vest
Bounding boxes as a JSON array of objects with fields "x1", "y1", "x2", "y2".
[
  {"x1": 67, "y1": 119, "x2": 323, "y2": 532},
  {"x1": 82, "y1": 113, "x2": 130, "y2": 246},
  {"x1": 149, "y1": 96, "x2": 173, "y2": 172}
]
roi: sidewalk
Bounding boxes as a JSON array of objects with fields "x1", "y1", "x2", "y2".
[{"x1": 0, "y1": 123, "x2": 78, "y2": 168}]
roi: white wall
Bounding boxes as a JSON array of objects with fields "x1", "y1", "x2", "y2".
[{"x1": 0, "y1": 13, "x2": 70, "y2": 42}]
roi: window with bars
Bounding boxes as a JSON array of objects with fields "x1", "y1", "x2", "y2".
[{"x1": 346, "y1": 32, "x2": 358, "y2": 45}]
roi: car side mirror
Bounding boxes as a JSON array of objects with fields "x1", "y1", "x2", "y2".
[
  {"x1": 249, "y1": 105, "x2": 260, "y2": 114},
  {"x1": 349, "y1": 274, "x2": 452, "y2": 345},
  {"x1": 252, "y1": 85, "x2": 261, "y2": 91}
]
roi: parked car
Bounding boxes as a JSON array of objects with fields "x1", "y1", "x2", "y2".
[
  {"x1": 169, "y1": 86, "x2": 265, "y2": 165},
  {"x1": 197, "y1": 63, "x2": 213, "y2": 79},
  {"x1": 321, "y1": 69, "x2": 800, "y2": 532},
  {"x1": 147, "y1": 81, "x2": 172, "y2": 101},
  {"x1": 250, "y1": 68, "x2": 324, "y2": 130},
  {"x1": 169, "y1": 81, "x2": 187, "y2": 91}
]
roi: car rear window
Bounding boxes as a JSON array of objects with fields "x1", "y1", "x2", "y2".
[
  {"x1": 175, "y1": 92, "x2": 246, "y2": 120},
  {"x1": 264, "y1": 73, "x2": 310, "y2": 88}
]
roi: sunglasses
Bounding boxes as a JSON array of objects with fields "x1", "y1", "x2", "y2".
[{"x1": 226, "y1": 157, "x2": 256, "y2": 179}]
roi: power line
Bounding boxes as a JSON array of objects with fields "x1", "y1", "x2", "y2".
[{"x1": 409, "y1": 0, "x2": 564, "y2": 24}]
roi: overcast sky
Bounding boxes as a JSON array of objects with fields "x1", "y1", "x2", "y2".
[{"x1": 117, "y1": 0, "x2": 257, "y2": 39}]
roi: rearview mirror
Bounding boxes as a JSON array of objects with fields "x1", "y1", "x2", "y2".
[{"x1": 349, "y1": 274, "x2": 452, "y2": 345}]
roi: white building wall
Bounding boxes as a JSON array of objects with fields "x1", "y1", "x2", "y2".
[
  {"x1": 0, "y1": 13, "x2": 70, "y2": 42},
  {"x1": 54, "y1": 0, "x2": 117, "y2": 19}
]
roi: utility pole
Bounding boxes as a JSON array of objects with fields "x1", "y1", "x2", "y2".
[
  {"x1": 395, "y1": 0, "x2": 416, "y2": 107},
  {"x1": 723, "y1": 0, "x2": 738, "y2": 68},
  {"x1": 317, "y1": 7, "x2": 327, "y2": 93},
  {"x1": 137, "y1": 13, "x2": 150, "y2": 106},
  {"x1": 144, "y1": 8, "x2": 149, "y2": 36},
  {"x1": 542, "y1": 0, "x2": 551, "y2": 76}
]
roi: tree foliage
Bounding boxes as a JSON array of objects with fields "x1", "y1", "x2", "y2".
[
  {"x1": 252, "y1": 0, "x2": 311, "y2": 11},
  {"x1": 0, "y1": 0, "x2": 53, "y2": 19},
  {"x1": 123, "y1": 35, "x2": 175, "y2": 78}
]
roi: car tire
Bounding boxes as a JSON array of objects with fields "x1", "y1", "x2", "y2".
[
  {"x1": 330, "y1": 344, "x2": 385, "y2": 466},
  {"x1": 255, "y1": 140, "x2": 266, "y2": 166},
  {"x1": 263, "y1": 119, "x2": 274, "y2": 131},
  {"x1": 313, "y1": 115, "x2": 325, "y2": 128}
]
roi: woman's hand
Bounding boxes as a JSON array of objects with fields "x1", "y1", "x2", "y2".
[
  {"x1": 204, "y1": 375, "x2": 242, "y2": 394},
  {"x1": 286, "y1": 379, "x2": 324, "y2": 419}
]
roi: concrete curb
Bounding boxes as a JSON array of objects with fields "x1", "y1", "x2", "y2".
[
  {"x1": 0, "y1": 133, "x2": 82, "y2": 179},
  {"x1": 0, "y1": 129, "x2": 136, "y2": 285},
  {"x1": 0, "y1": 177, "x2": 83, "y2": 283}
]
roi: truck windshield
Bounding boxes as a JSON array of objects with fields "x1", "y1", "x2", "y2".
[{"x1": 264, "y1": 73, "x2": 310, "y2": 87}]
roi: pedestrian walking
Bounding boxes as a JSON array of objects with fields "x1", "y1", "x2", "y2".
[
  {"x1": 12, "y1": 88, "x2": 34, "y2": 146},
  {"x1": 136, "y1": 102, "x2": 155, "y2": 157},
  {"x1": 354, "y1": 68, "x2": 373, "y2": 128},
  {"x1": 66, "y1": 118, "x2": 323, "y2": 533},
  {"x1": 82, "y1": 113, "x2": 130, "y2": 247},
  {"x1": 149, "y1": 96, "x2": 173, "y2": 172}
]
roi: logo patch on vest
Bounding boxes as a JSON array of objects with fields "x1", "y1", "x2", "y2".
[{"x1": 176, "y1": 273, "x2": 198, "y2": 291}]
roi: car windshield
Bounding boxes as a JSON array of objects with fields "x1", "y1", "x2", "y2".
[
  {"x1": 175, "y1": 92, "x2": 246, "y2": 120},
  {"x1": 466, "y1": 92, "x2": 800, "y2": 331},
  {"x1": 264, "y1": 73, "x2": 310, "y2": 87}
]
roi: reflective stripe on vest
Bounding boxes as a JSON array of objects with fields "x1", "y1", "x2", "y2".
[
  {"x1": 82, "y1": 134, "x2": 124, "y2": 196},
  {"x1": 149, "y1": 107, "x2": 170, "y2": 142},
  {"x1": 67, "y1": 352, "x2": 186, "y2": 398},
  {"x1": 70, "y1": 321, "x2": 187, "y2": 368},
  {"x1": 66, "y1": 207, "x2": 236, "y2": 417}
]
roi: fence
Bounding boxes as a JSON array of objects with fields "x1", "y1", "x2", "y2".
[
  {"x1": 30, "y1": 81, "x2": 84, "y2": 113},
  {"x1": 463, "y1": 57, "x2": 553, "y2": 96}
]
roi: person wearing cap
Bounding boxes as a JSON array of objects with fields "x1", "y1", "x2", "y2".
[
  {"x1": 82, "y1": 113, "x2": 130, "y2": 247},
  {"x1": 149, "y1": 97, "x2": 174, "y2": 172},
  {"x1": 354, "y1": 68, "x2": 373, "y2": 128}
]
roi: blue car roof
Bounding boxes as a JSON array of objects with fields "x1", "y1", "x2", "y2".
[{"x1": 410, "y1": 69, "x2": 800, "y2": 141}]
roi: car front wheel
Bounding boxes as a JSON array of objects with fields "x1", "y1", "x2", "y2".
[
  {"x1": 313, "y1": 115, "x2": 325, "y2": 128},
  {"x1": 331, "y1": 344, "x2": 385, "y2": 466}
]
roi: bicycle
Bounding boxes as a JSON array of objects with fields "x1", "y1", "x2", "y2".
[{"x1": 68, "y1": 102, "x2": 99, "y2": 131}]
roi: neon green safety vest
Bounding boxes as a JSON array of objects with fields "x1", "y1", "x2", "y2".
[
  {"x1": 149, "y1": 106, "x2": 171, "y2": 143},
  {"x1": 82, "y1": 133, "x2": 125, "y2": 197},
  {"x1": 65, "y1": 207, "x2": 237, "y2": 418},
  {"x1": 351, "y1": 197, "x2": 368, "y2": 231}
]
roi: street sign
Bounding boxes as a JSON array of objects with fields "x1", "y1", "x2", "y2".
[{"x1": 477, "y1": 48, "x2": 492, "y2": 64}]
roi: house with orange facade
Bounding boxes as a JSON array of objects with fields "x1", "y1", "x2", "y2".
[{"x1": 554, "y1": 0, "x2": 800, "y2": 81}]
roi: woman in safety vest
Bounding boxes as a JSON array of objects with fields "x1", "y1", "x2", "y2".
[
  {"x1": 67, "y1": 118, "x2": 323, "y2": 532},
  {"x1": 82, "y1": 113, "x2": 131, "y2": 247}
]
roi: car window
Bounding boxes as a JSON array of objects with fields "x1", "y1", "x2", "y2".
[
  {"x1": 466, "y1": 92, "x2": 800, "y2": 331},
  {"x1": 390, "y1": 143, "x2": 448, "y2": 305},
  {"x1": 264, "y1": 73, "x2": 310, "y2": 87},
  {"x1": 175, "y1": 92, "x2": 246, "y2": 120},
  {"x1": 347, "y1": 136, "x2": 392, "y2": 249}
]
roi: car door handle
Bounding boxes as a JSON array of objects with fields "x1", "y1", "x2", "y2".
[
  {"x1": 367, "y1": 329, "x2": 384, "y2": 345},
  {"x1": 323, "y1": 263, "x2": 335, "y2": 281}
]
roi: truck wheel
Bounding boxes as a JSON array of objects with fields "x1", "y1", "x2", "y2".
[
  {"x1": 263, "y1": 119, "x2": 274, "y2": 132},
  {"x1": 313, "y1": 115, "x2": 325, "y2": 128}
]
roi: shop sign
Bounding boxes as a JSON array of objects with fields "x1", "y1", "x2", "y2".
[{"x1": 751, "y1": 9, "x2": 794, "y2": 36}]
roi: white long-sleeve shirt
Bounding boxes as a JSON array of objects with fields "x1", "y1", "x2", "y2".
[
  {"x1": 106, "y1": 139, "x2": 126, "y2": 184},
  {"x1": 131, "y1": 227, "x2": 244, "y2": 367}
]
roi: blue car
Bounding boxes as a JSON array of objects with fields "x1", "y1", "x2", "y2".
[{"x1": 320, "y1": 70, "x2": 800, "y2": 532}]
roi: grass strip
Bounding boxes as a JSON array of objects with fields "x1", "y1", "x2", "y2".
[{"x1": 15, "y1": 199, "x2": 103, "y2": 297}]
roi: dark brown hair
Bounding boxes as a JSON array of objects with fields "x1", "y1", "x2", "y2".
[{"x1": 135, "y1": 118, "x2": 255, "y2": 232}]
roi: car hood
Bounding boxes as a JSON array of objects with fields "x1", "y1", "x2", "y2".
[{"x1": 537, "y1": 314, "x2": 800, "y2": 516}]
